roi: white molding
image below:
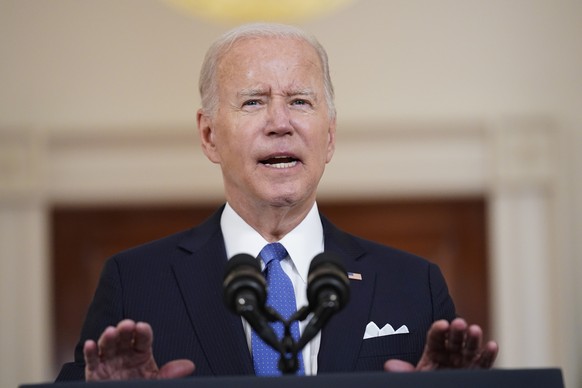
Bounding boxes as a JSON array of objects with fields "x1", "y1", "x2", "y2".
[
  {"x1": 0, "y1": 202, "x2": 51, "y2": 386},
  {"x1": 0, "y1": 128, "x2": 46, "y2": 202},
  {"x1": 487, "y1": 118, "x2": 559, "y2": 367},
  {"x1": 40, "y1": 123, "x2": 491, "y2": 204}
]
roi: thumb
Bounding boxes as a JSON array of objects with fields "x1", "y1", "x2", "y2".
[
  {"x1": 158, "y1": 359, "x2": 196, "y2": 379},
  {"x1": 384, "y1": 359, "x2": 416, "y2": 372}
]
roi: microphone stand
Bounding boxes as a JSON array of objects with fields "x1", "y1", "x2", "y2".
[
  {"x1": 276, "y1": 294, "x2": 343, "y2": 374},
  {"x1": 251, "y1": 305, "x2": 311, "y2": 375},
  {"x1": 225, "y1": 253, "x2": 348, "y2": 376},
  {"x1": 276, "y1": 306, "x2": 311, "y2": 374}
]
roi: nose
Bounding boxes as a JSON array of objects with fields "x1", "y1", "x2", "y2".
[{"x1": 265, "y1": 99, "x2": 293, "y2": 135}]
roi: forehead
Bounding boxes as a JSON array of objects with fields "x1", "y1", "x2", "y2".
[{"x1": 216, "y1": 37, "x2": 324, "y2": 88}]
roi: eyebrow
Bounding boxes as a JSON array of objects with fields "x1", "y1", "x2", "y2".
[
  {"x1": 238, "y1": 88, "x2": 268, "y2": 98},
  {"x1": 287, "y1": 88, "x2": 316, "y2": 98},
  {"x1": 237, "y1": 87, "x2": 316, "y2": 99}
]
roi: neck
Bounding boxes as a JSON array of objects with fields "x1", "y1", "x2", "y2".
[{"x1": 228, "y1": 199, "x2": 315, "y2": 242}]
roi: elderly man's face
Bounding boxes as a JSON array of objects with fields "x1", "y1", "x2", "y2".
[{"x1": 199, "y1": 37, "x2": 336, "y2": 212}]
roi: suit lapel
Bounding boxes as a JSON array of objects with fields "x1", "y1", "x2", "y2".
[
  {"x1": 317, "y1": 217, "x2": 376, "y2": 372},
  {"x1": 171, "y1": 208, "x2": 254, "y2": 375}
]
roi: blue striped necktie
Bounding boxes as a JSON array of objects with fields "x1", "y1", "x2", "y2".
[{"x1": 251, "y1": 242, "x2": 305, "y2": 376}]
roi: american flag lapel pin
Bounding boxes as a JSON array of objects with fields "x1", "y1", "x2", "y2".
[{"x1": 347, "y1": 272, "x2": 362, "y2": 281}]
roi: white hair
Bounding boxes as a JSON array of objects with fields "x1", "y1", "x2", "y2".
[{"x1": 199, "y1": 23, "x2": 336, "y2": 118}]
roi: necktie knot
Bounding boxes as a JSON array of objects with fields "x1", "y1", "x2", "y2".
[{"x1": 259, "y1": 242, "x2": 288, "y2": 266}]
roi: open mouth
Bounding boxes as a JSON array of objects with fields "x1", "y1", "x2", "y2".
[{"x1": 259, "y1": 156, "x2": 299, "y2": 169}]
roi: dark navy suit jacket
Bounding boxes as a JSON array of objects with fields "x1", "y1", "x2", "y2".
[{"x1": 56, "y1": 206, "x2": 456, "y2": 381}]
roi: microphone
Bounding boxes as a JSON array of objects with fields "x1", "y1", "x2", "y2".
[
  {"x1": 297, "y1": 252, "x2": 350, "y2": 349},
  {"x1": 223, "y1": 254, "x2": 281, "y2": 352}
]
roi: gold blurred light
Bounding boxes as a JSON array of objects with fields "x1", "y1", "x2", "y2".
[{"x1": 163, "y1": 0, "x2": 355, "y2": 23}]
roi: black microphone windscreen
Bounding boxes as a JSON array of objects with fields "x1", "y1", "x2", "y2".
[
  {"x1": 307, "y1": 252, "x2": 350, "y2": 309},
  {"x1": 224, "y1": 253, "x2": 261, "y2": 276},
  {"x1": 223, "y1": 253, "x2": 266, "y2": 313},
  {"x1": 309, "y1": 251, "x2": 344, "y2": 273}
]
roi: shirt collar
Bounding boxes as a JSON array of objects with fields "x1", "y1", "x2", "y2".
[{"x1": 221, "y1": 202, "x2": 324, "y2": 284}]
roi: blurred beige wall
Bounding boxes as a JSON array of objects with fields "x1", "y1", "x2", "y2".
[{"x1": 1, "y1": 0, "x2": 581, "y2": 387}]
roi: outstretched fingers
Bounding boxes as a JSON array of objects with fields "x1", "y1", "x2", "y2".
[
  {"x1": 420, "y1": 319, "x2": 451, "y2": 368},
  {"x1": 461, "y1": 325, "x2": 482, "y2": 365},
  {"x1": 475, "y1": 341, "x2": 499, "y2": 369},
  {"x1": 81, "y1": 319, "x2": 203, "y2": 381},
  {"x1": 83, "y1": 319, "x2": 160, "y2": 380},
  {"x1": 133, "y1": 321, "x2": 154, "y2": 354},
  {"x1": 384, "y1": 318, "x2": 498, "y2": 372},
  {"x1": 419, "y1": 318, "x2": 498, "y2": 370},
  {"x1": 83, "y1": 339, "x2": 100, "y2": 373}
]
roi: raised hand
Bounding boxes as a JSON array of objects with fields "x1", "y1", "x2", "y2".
[
  {"x1": 83, "y1": 319, "x2": 195, "y2": 381},
  {"x1": 384, "y1": 318, "x2": 498, "y2": 372}
]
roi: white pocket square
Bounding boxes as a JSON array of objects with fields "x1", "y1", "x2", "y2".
[{"x1": 363, "y1": 321, "x2": 410, "y2": 339}]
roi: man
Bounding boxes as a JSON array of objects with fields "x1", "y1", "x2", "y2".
[{"x1": 56, "y1": 23, "x2": 498, "y2": 382}]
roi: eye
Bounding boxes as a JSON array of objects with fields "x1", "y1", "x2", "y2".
[
  {"x1": 291, "y1": 99, "x2": 311, "y2": 106},
  {"x1": 242, "y1": 99, "x2": 262, "y2": 107}
]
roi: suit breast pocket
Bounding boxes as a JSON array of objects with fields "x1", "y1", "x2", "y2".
[{"x1": 354, "y1": 333, "x2": 425, "y2": 371}]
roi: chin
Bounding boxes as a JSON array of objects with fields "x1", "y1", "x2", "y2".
[
  {"x1": 267, "y1": 196, "x2": 299, "y2": 208},
  {"x1": 268, "y1": 190, "x2": 314, "y2": 209},
  {"x1": 258, "y1": 181, "x2": 316, "y2": 208},
  {"x1": 260, "y1": 189, "x2": 296, "y2": 205}
]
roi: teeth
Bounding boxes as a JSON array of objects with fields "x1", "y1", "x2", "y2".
[
  {"x1": 269, "y1": 161, "x2": 298, "y2": 169},
  {"x1": 261, "y1": 155, "x2": 298, "y2": 168}
]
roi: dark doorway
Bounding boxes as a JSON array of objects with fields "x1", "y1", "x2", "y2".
[{"x1": 51, "y1": 198, "x2": 489, "y2": 372}]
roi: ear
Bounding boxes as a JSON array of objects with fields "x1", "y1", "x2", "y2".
[
  {"x1": 197, "y1": 109, "x2": 220, "y2": 163},
  {"x1": 325, "y1": 116, "x2": 337, "y2": 163}
]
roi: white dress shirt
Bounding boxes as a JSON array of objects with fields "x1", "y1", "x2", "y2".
[{"x1": 221, "y1": 202, "x2": 324, "y2": 375}]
